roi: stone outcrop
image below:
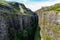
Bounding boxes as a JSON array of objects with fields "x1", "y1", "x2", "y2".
[
  {"x1": 36, "y1": 3, "x2": 60, "y2": 40},
  {"x1": 0, "y1": 1, "x2": 38, "y2": 40}
]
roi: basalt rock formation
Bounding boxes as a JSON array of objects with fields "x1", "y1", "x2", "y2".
[{"x1": 0, "y1": 1, "x2": 38, "y2": 40}]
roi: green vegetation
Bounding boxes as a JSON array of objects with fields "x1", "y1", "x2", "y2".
[
  {"x1": 34, "y1": 27, "x2": 41, "y2": 40},
  {"x1": 0, "y1": 1, "x2": 40, "y2": 40},
  {"x1": 41, "y1": 5, "x2": 60, "y2": 11},
  {"x1": 0, "y1": 2, "x2": 9, "y2": 6},
  {"x1": 0, "y1": 1, "x2": 34, "y2": 15},
  {"x1": 48, "y1": 6, "x2": 60, "y2": 11}
]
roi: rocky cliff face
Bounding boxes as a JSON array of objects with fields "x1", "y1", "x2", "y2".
[
  {"x1": 36, "y1": 3, "x2": 60, "y2": 40},
  {"x1": 0, "y1": 1, "x2": 38, "y2": 40}
]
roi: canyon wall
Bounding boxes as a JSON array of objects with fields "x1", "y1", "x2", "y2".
[
  {"x1": 36, "y1": 10, "x2": 60, "y2": 40},
  {"x1": 0, "y1": 1, "x2": 39, "y2": 40},
  {"x1": 0, "y1": 13, "x2": 38, "y2": 40}
]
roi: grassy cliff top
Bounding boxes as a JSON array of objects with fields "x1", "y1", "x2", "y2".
[
  {"x1": 0, "y1": 1, "x2": 35, "y2": 15},
  {"x1": 36, "y1": 3, "x2": 60, "y2": 12}
]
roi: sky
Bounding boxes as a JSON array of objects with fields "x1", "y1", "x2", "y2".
[{"x1": 5, "y1": 0, "x2": 60, "y2": 11}]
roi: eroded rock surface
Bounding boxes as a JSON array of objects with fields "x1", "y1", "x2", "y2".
[
  {"x1": 36, "y1": 4, "x2": 60, "y2": 40},
  {"x1": 0, "y1": 1, "x2": 38, "y2": 40}
]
